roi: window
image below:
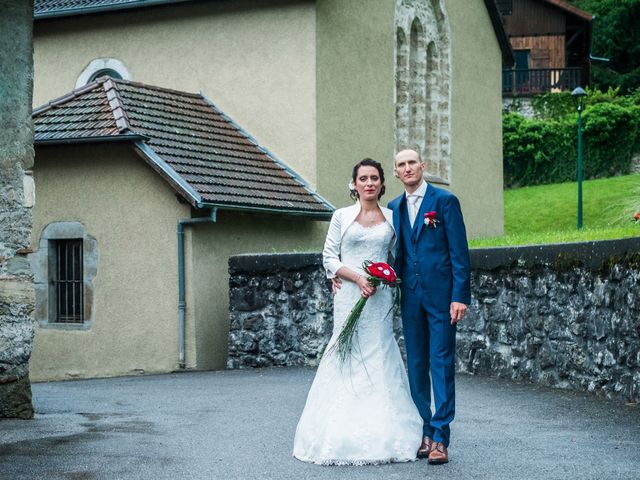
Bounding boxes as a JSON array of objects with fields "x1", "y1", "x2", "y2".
[
  {"x1": 52, "y1": 239, "x2": 84, "y2": 323},
  {"x1": 32, "y1": 221, "x2": 97, "y2": 330},
  {"x1": 75, "y1": 58, "x2": 130, "y2": 88},
  {"x1": 88, "y1": 68, "x2": 123, "y2": 83}
]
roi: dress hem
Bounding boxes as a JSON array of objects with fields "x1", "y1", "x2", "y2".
[{"x1": 293, "y1": 454, "x2": 418, "y2": 466}]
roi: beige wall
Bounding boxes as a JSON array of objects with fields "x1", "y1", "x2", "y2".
[
  {"x1": 316, "y1": 0, "x2": 504, "y2": 237},
  {"x1": 190, "y1": 213, "x2": 326, "y2": 370},
  {"x1": 447, "y1": 0, "x2": 504, "y2": 238},
  {"x1": 29, "y1": 143, "x2": 328, "y2": 379},
  {"x1": 33, "y1": 0, "x2": 317, "y2": 186},
  {"x1": 30, "y1": 144, "x2": 190, "y2": 381},
  {"x1": 316, "y1": 0, "x2": 397, "y2": 210}
]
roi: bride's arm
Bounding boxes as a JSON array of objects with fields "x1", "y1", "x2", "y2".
[{"x1": 322, "y1": 211, "x2": 374, "y2": 298}]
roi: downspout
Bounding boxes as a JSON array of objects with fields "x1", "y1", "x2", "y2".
[{"x1": 177, "y1": 208, "x2": 217, "y2": 369}]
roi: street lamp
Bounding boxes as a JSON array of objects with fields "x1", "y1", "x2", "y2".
[{"x1": 572, "y1": 86, "x2": 587, "y2": 229}]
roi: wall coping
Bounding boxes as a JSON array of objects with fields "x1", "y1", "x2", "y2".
[{"x1": 229, "y1": 237, "x2": 640, "y2": 274}]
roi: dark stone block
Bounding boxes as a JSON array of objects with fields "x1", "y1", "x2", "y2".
[{"x1": 0, "y1": 374, "x2": 33, "y2": 419}]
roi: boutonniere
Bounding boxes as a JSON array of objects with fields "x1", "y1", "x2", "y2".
[{"x1": 424, "y1": 211, "x2": 439, "y2": 228}]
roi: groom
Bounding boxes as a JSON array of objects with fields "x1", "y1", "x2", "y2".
[{"x1": 388, "y1": 149, "x2": 471, "y2": 464}]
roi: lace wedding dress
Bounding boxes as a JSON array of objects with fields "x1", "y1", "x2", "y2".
[{"x1": 293, "y1": 221, "x2": 422, "y2": 465}]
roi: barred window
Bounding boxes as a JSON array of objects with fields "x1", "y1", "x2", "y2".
[{"x1": 52, "y1": 239, "x2": 84, "y2": 323}]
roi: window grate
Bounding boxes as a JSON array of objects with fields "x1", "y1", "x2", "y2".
[{"x1": 55, "y1": 239, "x2": 84, "y2": 323}]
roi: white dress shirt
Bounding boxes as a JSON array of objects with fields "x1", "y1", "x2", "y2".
[{"x1": 405, "y1": 181, "x2": 427, "y2": 228}]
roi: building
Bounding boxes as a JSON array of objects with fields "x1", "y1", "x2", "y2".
[
  {"x1": 498, "y1": 0, "x2": 593, "y2": 96},
  {"x1": 30, "y1": 0, "x2": 511, "y2": 380}
]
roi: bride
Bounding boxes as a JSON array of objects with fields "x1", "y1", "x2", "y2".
[{"x1": 293, "y1": 158, "x2": 422, "y2": 465}]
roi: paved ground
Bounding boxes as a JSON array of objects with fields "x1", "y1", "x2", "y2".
[{"x1": 1, "y1": 368, "x2": 639, "y2": 480}]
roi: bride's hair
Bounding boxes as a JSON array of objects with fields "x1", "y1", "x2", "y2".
[{"x1": 350, "y1": 158, "x2": 386, "y2": 201}]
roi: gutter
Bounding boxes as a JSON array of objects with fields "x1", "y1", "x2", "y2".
[
  {"x1": 34, "y1": 0, "x2": 197, "y2": 20},
  {"x1": 34, "y1": 134, "x2": 148, "y2": 146},
  {"x1": 197, "y1": 201, "x2": 333, "y2": 220},
  {"x1": 177, "y1": 208, "x2": 218, "y2": 369}
]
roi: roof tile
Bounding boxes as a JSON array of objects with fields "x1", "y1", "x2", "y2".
[{"x1": 33, "y1": 77, "x2": 333, "y2": 217}]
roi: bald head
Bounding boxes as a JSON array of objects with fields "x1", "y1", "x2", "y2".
[
  {"x1": 395, "y1": 149, "x2": 422, "y2": 165},
  {"x1": 393, "y1": 149, "x2": 425, "y2": 192}
]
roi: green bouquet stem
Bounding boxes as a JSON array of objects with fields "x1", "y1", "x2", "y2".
[{"x1": 328, "y1": 276, "x2": 401, "y2": 364}]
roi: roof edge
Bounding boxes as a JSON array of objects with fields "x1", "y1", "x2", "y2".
[
  {"x1": 34, "y1": 133, "x2": 148, "y2": 145},
  {"x1": 198, "y1": 92, "x2": 335, "y2": 214},
  {"x1": 542, "y1": 0, "x2": 593, "y2": 21},
  {"x1": 484, "y1": 0, "x2": 515, "y2": 66},
  {"x1": 33, "y1": 79, "x2": 104, "y2": 116},
  {"x1": 133, "y1": 140, "x2": 203, "y2": 207},
  {"x1": 198, "y1": 202, "x2": 333, "y2": 221},
  {"x1": 34, "y1": 0, "x2": 197, "y2": 20}
]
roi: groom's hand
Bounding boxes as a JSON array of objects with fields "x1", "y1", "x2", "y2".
[{"x1": 450, "y1": 302, "x2": 467, "y2": 324}]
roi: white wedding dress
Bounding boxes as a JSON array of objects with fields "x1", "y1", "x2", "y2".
[{"x1": 293, "y1": 221, "x2": 422, "y2": 465}]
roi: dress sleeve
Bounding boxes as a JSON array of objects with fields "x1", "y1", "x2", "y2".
[{"x1": 322, "y1": 211, "x2": 345, "y2": 279}]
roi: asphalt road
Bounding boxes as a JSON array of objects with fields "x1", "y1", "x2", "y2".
[{"x1": 1, "y1": 368, "x2": 639, "y2": 480}]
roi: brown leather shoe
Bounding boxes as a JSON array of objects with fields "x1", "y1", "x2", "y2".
[
  {"x1": 417, "y1": 436, "x2": 433, "y2": 458},
  {"x1": 428, "y1": 442, "x2": 448, "y2": 464}
]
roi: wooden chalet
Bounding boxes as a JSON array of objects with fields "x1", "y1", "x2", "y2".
[{"x1": 497, "y1": 0, "x2": 593, "y2": 96}]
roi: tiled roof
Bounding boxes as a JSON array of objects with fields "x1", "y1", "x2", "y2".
[
  {"x1": 34, "y1": 0, "x2": 192, "y2": 19},
  {"x1": 33, "y1": 78, "x2": 334, "y2": 218}
]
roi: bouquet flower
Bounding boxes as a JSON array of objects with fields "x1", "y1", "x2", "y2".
[{"x1": 329, "y1": 260, "x2": 401, "y2": 363}]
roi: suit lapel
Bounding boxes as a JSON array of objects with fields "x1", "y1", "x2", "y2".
[{"x1": 412, "y1": 184, "x2": 436, "y2": 241}]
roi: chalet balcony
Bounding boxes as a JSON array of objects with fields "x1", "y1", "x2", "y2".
[{"x1": 502, "y1": 67, "x2": 584, "y2": 96}]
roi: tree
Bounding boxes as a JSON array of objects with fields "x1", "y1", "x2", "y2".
[{"x1": 570, "y1": 0, "x2": 640, "y2": 93}]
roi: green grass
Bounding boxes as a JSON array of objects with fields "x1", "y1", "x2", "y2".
[{"x1": 469, "y1": 173, "x2": 640, "y2": 248}]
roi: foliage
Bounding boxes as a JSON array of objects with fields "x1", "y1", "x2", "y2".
[
  {"x1": 503, "y1": 92, "x2": 640, "y2": 187},
  {"x1": 567, "y1": 0, "x2": 640, "y2": 93},
  {"x1": 469, "y1": 173, "x2": 640, "y2": 248}
]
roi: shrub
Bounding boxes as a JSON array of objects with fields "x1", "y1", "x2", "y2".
[{"x1": 504, "y1": 91, "x2": 640, "y2": 188}]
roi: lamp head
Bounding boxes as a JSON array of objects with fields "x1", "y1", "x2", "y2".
[
  {"x1": 571, "y1": 87, "x2": 587, "y2": 97},
  {"x1": 571, "y1": 87, "x2": 587, "y2": 111}
]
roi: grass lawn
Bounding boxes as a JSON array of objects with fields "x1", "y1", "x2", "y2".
[{"x1": 469, "y1": 173, "x2": 640, "y2": 248}]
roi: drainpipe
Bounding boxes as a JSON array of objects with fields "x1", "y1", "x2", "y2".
[{"x1": 177, "y1": 208, "x2": 217, "y2": 369}]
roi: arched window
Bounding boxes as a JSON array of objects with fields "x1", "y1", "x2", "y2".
[
  {"x1": 88, "y1": 68, "x2": 123, "y2": 82},
  {"x1": 396, "y1": 0, "x2": 451, "y2": 184},
  {"x1": 76, "y1": 58, "x2": 130, "y2": 88}
]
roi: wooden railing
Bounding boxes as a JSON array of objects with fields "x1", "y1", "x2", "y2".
[{"x1": 502, "y1": 67, "x2": 583, "y2": 95}]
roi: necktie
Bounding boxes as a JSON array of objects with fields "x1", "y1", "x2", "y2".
[{"x1": 408, "y1": 195, "x2": 420, "y2": 228}]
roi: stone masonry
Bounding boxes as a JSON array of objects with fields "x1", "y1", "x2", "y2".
[
  {"x1": 228, "y1": 237, "x2": 640, "y2": 402},
  {"x1": 0, "y1": 0, "x2": 36, "y2": 419}
]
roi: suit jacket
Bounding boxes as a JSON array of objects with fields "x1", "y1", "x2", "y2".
[
  {"x1": 322, "y1": 202, "x2": 395, "y2": 279},
  {"x1": 387, "y1": 184, "x2": 471, "y2": 306}
]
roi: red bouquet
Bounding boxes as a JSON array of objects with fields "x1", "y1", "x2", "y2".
[{"x1": 328, "y1": 260, "x2": 401, "y2": 363}]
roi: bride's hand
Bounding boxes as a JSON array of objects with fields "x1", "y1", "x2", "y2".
[{"x1": 356, "y1": 275, "x2": 376, "y2": 298}]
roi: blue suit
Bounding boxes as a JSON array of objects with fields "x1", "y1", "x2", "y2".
[{"x1": 388, "y1": 184, "x2": 470, "y2": 447}]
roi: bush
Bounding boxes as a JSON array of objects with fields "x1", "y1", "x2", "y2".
[{"x1": 504, "y1": 91, "x2": 640, "y2": 188}]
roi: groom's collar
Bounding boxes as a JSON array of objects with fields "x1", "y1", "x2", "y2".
[{"x1": 404, "y1": 180, "x2": 427, "y2": 198}]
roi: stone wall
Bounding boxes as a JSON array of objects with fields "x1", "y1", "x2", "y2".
[
  {"x1": 228, "y1": 237, "x2": 640, "y2": 402},
  {"x1": 0, "y1": 0, "x2": 35, "y2": 419}
]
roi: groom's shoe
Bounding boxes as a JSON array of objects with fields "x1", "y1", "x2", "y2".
[
  {"x1": 417, "y1": 436, "x2": 433, "y2": 458},
  {"x1": 427, "y1": 442, "x2": 448, "y2": 464}
]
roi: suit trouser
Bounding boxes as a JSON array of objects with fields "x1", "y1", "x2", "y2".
[{"x1": 401, "y1": 282, "x2": 456, "y2": 447}]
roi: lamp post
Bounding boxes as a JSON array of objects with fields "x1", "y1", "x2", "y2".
[{"x1": 572, "y1": 87, "x2": 587, "y2": 230}]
